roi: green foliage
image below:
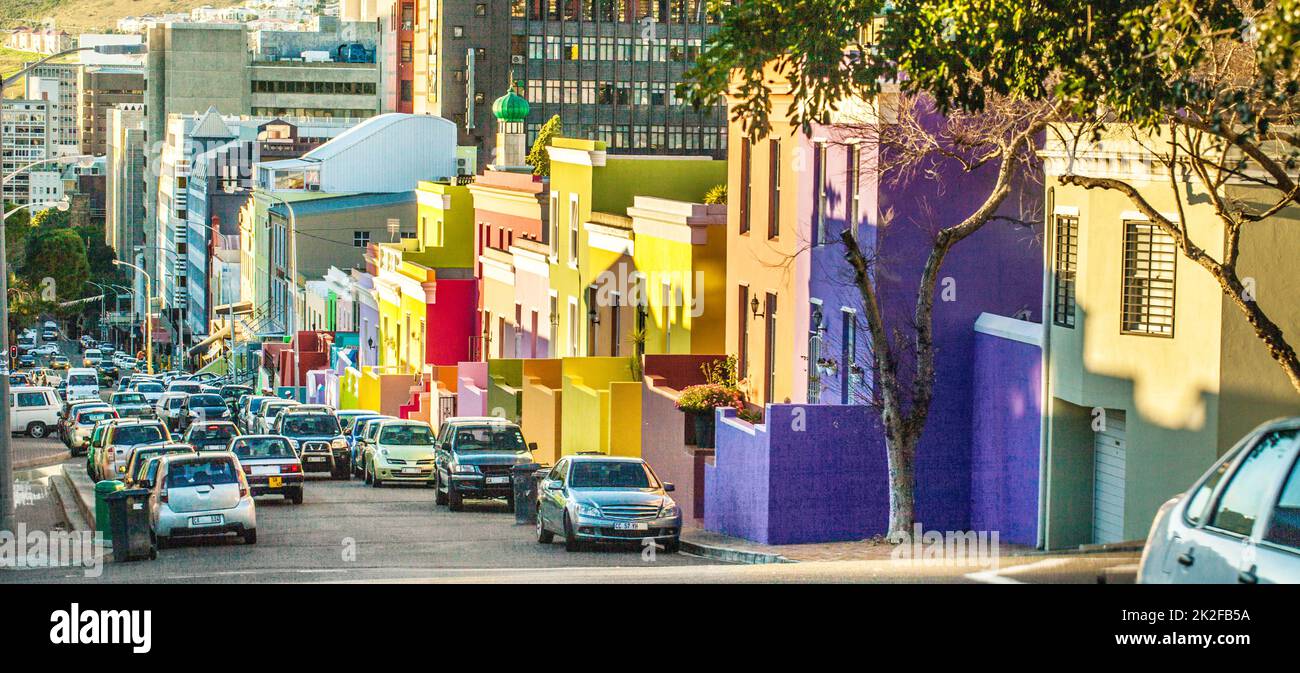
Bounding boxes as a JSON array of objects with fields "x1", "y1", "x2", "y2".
[
  {"x1": 703, "y1": 183, "x2": 727, "y2": 205},
  {"x1": 526, "y1": 115, "x2": 562, "y2": 177},
  {"x1": 31, "y1": 206, "x2": 70, "y2": 229},
  {"x1": 701, "y1": 354, "x2": 738, "y2": 387},
  {"x1": 675, "y1": 383, "x2": 744, "y2": 414},
  {"x1": 78, "y1": 223, "x2": 124, "y2": 283},
  {"x1": 21, "y1": 228, "x2": 89, "y2": 302},
  {"x1": 3, "y1": 201, "x2": 32, "y2": 265}
]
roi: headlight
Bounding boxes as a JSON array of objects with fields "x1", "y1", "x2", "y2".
[
  {"x1": 659, "y1": 498, "x2": 679, "y2": 518},
  {"x1": 330, "y1": 438, "x2": 348, "y2": 449},
  {"x1": 452, "y1": 464, "x2": 478, "y2": 474},
  {"x1": 576, "y1": 502, "x2": 602, "y2": 518}
]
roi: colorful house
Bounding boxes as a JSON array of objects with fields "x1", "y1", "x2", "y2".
[{"x1": 1037, "y1": 128, "x2": 1300, "y2": 548}]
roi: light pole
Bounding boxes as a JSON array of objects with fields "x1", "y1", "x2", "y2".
[
  {"x1": 113, "y1": 260, "x2": 152, "y2": 376},
  {"x1": 1, "y1": 42, "x2": 146, "y2": 533},
  {"x1": 1, "y1": 154, "x2": 99, "y2": 186},
  {"x1": 264, "y1": 193, "x2": 300, "y2": 390}
]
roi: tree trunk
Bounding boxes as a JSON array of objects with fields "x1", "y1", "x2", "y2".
[{"x1": 884, "y1": 424, "x2": 917, "y2": 536}]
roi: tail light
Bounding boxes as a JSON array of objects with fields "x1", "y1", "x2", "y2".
[
  {"x1": 242, "y1": 465, "x2": 252, "y2": 475},
  {"x1": 281, "y1": 463, "x2": 301, "y2": 474},
  {"x1": 160, "y1": 489, "x2": 169, "y2": 504},
  {"x1": 239, "y1": 484, "x2": 248, "y2": 498}
]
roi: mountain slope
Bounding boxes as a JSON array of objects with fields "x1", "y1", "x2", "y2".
[{"x1": 0, "y1": 0, "x2": 241, "y2": 33}]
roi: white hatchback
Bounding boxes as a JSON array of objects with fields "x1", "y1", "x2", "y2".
[{"x1": 148, "y1": 453, "x2": 258, "y2": 548}]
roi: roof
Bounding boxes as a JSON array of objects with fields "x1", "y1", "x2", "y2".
[
  {"x1": 267, "y1": 191, "x2": 414, "y2": 218},
  {"x1": 293, "y1": 113, "x2": 454, "y2": 163},
  {"x1": 190, "y1": 106, "x2": 235, "y2": 140}
]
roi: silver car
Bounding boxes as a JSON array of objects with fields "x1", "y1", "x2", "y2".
[
  {"x1": 1139, "y1": 417, "x2": 1300, "y2": 584},
  {"x1": 536, "y1": 455, "x2": 682, "y2": 553},
  {"x1": 148, "y1": 453, "x2": 257, "y2": 548}
]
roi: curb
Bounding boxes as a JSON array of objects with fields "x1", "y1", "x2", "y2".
[
  {"x1": 15, "y1": 451, "x2": 71, "y2": 471},
  {"x1": 680, "y1": 538, "x2": 795, "y2": 565},
  {"x1": 49, "y1": 472, "x2": 91, "y2": 533},
  {"x1": 61, "y1": 462, "x2": 97, "y2": 530}
]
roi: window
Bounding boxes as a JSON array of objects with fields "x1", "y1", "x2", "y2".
[
  {"x1": 16, "y1": 391, "x2": 47, "y2": 407},
  {"x1": 739, "y1": 139, "x2": 751, "y2": 234},
  {"x1": 1184, "y1": 460, "x2": 1231, "y2": 525},
  {"x1": 812, "y1": 142, "x2": 826, "y2": 245},
  {"x1": 568, "y1": 297, "x2": 579, "y2": 356},
  {"x1": 1053, "y1": 214, "x2": 1079, "y2": 328},
  {"x1": 763, "y1": 292, "x2": 778, "y2": 403},
  {"x1": 548, "y1": 192, "x2": 559, "y2": 257},
  {"x1": 353, "y1": 231, "x2": 371, "y2": 248},
  {"x1": 568, "y1": 194, "x2": 579, "y2": 265},
  {"x1": 737, "y1": 285, "x2": 749, "y2": 377},
  {"x1": 846, "y1": 145, "x2": 860, "y2": 235},
  {"x1": 1265, "y1": 450, "x2": 1300, "y2": 550},
  {"x1": 1121, "y1": 220, "x2": 1176, "y2": 336},
  {"x1": 768, "y1": 139, "x2": 781, "y2": 239},
  {"x1": 840, "y1": 308, "x2": 857, "y2": 404},
  {"x1": 1210, "y1": 430, "x2": 1299, "y2": 537}
]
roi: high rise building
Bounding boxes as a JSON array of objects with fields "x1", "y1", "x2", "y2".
[
  {"x1": 1, "y1": 99, "x2": 53, "y2": 206},
  {"x1": 105, "y1": 104, "x2": 147, "y2": 259},
  {"x1": 78, "y1": 67, "x2": 146, "y2": 157},
  {"x1": 24, "y1": 61, "x2": 80, "y2": 157},
  {"x1": 409, "y1": 0, "x2": 728, "y2": 170}
]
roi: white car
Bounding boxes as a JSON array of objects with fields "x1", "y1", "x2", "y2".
[
  {"x1": 133, "y1": 380, "x2": 166, "y2": 404},
  {"x1": 82, "y1": 349, "x2": 103, "y2": 367},
  {"x1": 9, "y1": 386, "x2": 60, "y2": 438},
  {"x1": 148, "y1": 453, "x2": 257, "y2": 548},
  {"x1": 1138, "y1": 417, "x2": 1300, "y2": 584},
  {"x1": 64, "y1": 368, "x2": 100, "y2": 402},
  {"x1": 32, "y1": 344, "x2": 59, "y2": 356}
]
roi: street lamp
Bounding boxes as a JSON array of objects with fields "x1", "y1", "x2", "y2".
[
  {"x1": 113, "y1": 259, "x2": 153, "y2": 377},
  {"x1": 1, "y1": 154, "x2": 100, "y2": 186},
  {"x1": 0, "y1": 42, "x2": 146, "y2": 533}
]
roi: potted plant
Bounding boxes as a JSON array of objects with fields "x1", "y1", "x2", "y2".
[{"x1": 675, "y1": 383, "x2": 744, "y2": 448}]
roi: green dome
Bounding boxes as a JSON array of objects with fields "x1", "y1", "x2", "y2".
[{"x1": 492, "y1": 89, "x2": 530, "y2": 123}]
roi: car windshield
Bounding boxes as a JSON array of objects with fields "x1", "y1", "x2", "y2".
[
  {"x1": 79, "y1": 411, "x2": 116, "y2": 424},
  {"x1": 137, "y1": 383, "x2": 163, "y2": 392},
  {"x1": 165, "y1": 459, "x2": 239, "y2": 488},
  {"x1": 281, "y1": 415, "x2": 339, "y2": 435},
  {"x1": 452, "y1": 425, "x2": 526, "y2": 452},
  {"x1": 232, "y1": 437, "x2": 294, "y2": 459},
  {"x1": 68, "y1": 374, "x2": 96, "y2": 386},
  {"x1": 113, "y1": 393, "x2": 146, "y2": 405},
  {"x1": 380, "y1": 425, "x2": 434, "y2": 445},
  {"x1": 569, "y1": 461, "x2": 657, "y2": 489},
  {"x1": 190, "y1": 394, "x2": 224, "y2": 406},
  {"x1": 171, "y1": 383, "x2": 201, "y2": 393},
  {"x1": 113, "y1": 425, "x2": 165, "y2": 446},
  {"x1": 188, "y1": 425, "x2": 236, "y2": 441}
]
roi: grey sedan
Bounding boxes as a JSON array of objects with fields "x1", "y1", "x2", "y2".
[{"x1": 536, "y1": 455, "x2": 681, "y2": 553}]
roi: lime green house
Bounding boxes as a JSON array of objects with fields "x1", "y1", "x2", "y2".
[{"x1": 1040, "y1": 128, "x2": 1300, "y2": 549}]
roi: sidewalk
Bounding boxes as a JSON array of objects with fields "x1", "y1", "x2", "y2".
[{"x1": 681, "y1": 524, "x2": 1037, "y2": 564}]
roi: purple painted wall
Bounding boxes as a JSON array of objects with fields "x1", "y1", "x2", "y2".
[
  {"x1": 970, "y1": 329, "x2": 1042, "y2": 545},
  {"x1": 704, "y1": 405, "x2": 889, "y2": 544}
]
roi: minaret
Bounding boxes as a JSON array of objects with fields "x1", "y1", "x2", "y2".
[{"x1": 489, "y1": 78, "x2": 531, "y2": 171}]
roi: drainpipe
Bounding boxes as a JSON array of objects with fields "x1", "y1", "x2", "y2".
[{"x1": 1036, "y1": 187, "x2": 1055, "y2": 550}]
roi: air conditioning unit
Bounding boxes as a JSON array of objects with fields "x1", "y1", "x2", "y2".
[{"x1": 511, "y1": 54, "x2": 524, "y2": 65}]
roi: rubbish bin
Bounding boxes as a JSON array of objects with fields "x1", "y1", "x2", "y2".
[
  {"x1": 105, "y1": 488, "x2": 155, "y2": 562},
  {"x1": 94, "y1": 480, "x2": 124, "y2": 542},
  {"x1": 512, "y1": 462, "x2": 542, "y2": 524}
]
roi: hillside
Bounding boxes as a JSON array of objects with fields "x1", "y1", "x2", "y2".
[{"x1": 0, "y1": 0, "x2": 240, "y2": 33}]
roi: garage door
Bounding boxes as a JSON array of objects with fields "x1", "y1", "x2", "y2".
[{"x1": 1093, "y1": 411, "x2": 1127, "y2": 545}]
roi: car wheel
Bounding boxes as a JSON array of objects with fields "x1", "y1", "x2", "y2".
[
  {"x1": 448, "y1": 484, "x2": 463, "y2": 512},
  {"x1": 155, "y1": 534, "x2": 168, "y2": 550},
  {"x1": 243, "y1": 528, "x2": 257, "y2": 545},
  {"x1": 536, "y1": 510, "x2": 554, "y2": 544},
  {"x1": 26, "y1": 422, "x2": 47, "y2": 439},
  {"x1": 290, "y1": 488, "x2": 303, "y2": 505},
  {"x1": 663, "y1": 536, "x2": 681, "y2": 554},
  {"x1": 363, "y1": 461, "x2": 372, "y2": 485},
  {"x1": 506, "y1": 495, "x2": 515, "y2": 513},
  {"x1": 563, "y1": 513, "x2": 582, "y2": 552},
  {"x1": 371, "y1": 464, "x2": 383, "y2": 488},
  {"x1": 434, "y1": 474, "x2": 448, "y2": 505}
]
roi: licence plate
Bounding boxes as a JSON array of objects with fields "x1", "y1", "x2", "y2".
[
  {"x1": 190, "y1": 515, "x2": 222, "y2": 527},
  {"x1": 486, "y1": 476, "x2": 510, "y2": 485},
  {"x1": 251, "y1": 465, "x2": 278, "y2": 476},
  {"x1": 401, "y1": 467, "x2": 421, "y2": 475},
  {"x1": 613, "y1": 522, "x2": 648, "y2": 531},
  {"x1": 267, "y1": 476, "x2": 283, "y2": 488},
  {"x1": 306, "y1": 456, "x2": 326, "y2": 462}
]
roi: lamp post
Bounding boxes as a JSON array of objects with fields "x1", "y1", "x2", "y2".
[
  {"x1": 1, "y1": 42, "x2": 145, "y2": 532},
  {"x1": 113, "y1": 260, "x2": 152, "y2": 376}
]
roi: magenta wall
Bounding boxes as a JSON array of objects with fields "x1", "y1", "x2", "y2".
[{"x1": 426, "y1": 278, "x2": 478, "y2": 366}]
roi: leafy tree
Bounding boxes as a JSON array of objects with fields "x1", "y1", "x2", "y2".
[
  {"x1": 526, "y1": 115, "x2": 562, "y2": 177},
  {"x1": 31, "y1": 206, "x2": 69, "y2": 230},
  {"x1": 21, "y1": 228, "x2": 89, "y2": 303},
  {"x1": 703, "y1": 184, "x2": 727, "y2": 205},
  {"x1": 3, "y1": 201, "x2": 32, "y2": 266}
]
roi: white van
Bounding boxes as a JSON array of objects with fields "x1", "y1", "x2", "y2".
[
  {"x1": 82, "y1": 349, "x2": 103, "y2": 367},
  {"x1": 65, "y1": 368, "x2": 101, "y2": 402},
  {"x1": 9, "y1": 386, "x2": 60, "y2": 438}
]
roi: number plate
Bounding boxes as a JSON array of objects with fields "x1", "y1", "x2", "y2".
[
  {"x1": 306, "y1": 456, "x2": 326, "y2": 462},
  {"x1": 251, "y1": 465, "x2": 278, "y2": 476},
  {"x1": 613, "y1": 522, "x2": 648, "y2": 531},
  {"x1": 401, "y1": 467, "x2": 421, "y2": 475},
  {"x1": 267, "y1": 476, "x2": 283, "y2": 488},
  {"x1": 486, "y1": 476, "x2": 510, "y2": 485},
  {"x1": 190, "y1": 515, "x2": 222, "y2": 527}
]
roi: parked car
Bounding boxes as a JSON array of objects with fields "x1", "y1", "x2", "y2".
[
  {"x1": 350, "y1": 415, "x2": 396, "y2": 477},
  {"x1": 536, "y1": 455, "x2": 682, "y2": 553},
  {"x1": 8, "y1": 386, "x2": 61, "y2": 438},
  {"x1": 110, "y1": 391, "x2": 154, "y2": 419},
  {"x1": 68, "y1": 407, "x2": 120, "y2": 456},
  {"x1": 154, "y1": 392, "x2": 190, "y2": 432},
  {"x1": 362, "y1": 419, "x2": 438, "y2": 488},
  {"x1": 64, "y1": 368, "x2": 100, "y2": 402},
  {"x1": 255, "y1": 399, "x2": 300, "y2": 435},
  {"x1": 133, "y1": 380, "x2": 166, "y2": 405},
  {"x1": 237, "y1": 395, "x2": 273, "y2": 432},
  {"x1": 1138, "y1": 417, "x2": 1300, "y2": 584},
  {"x1": 179, "y1": 393, "x2": 233, "y2": 432},
  {"x1": 148, "y1": 453, "x2": 257, "y2": 548},
  {"x1": 59, "y1": 399, "x2": 112, "y2": 447},
  {"x1": 276, "y1": 410, "x2": 347, "y2": 478},
  {"x1": 337, "y1": 409, "x2": 380, "y2": 437},
  {"x1": 124, "y1": 443, "x2": 196, "y2": 488},
  {"x1": 32, "y1": 344, "x2": 59, "y2": 357},
  {"x1": 94, "y1": 420, "x2": 172, "y2": 481},
  {"x1": 166, "y1": 381, "x2": 204, "y2": 396},
  {"x1": 346, "y1": 414, "x2": 390, "y2": 475},
  {"x1": 433, "y1": 417, "x2": 537, "y2": 512},
  {"x1": 85, "y1": 419, "x2": 127, "y2": 481},
  {"x1": 182, "y1": 421, "x2": 241, "y2": 451},
  {"x1": 229, "y1": 435, "x2": 304, "y2": 504},
  {"x1": 218, "y1": 385, "x2": 253, "y2": 413}
]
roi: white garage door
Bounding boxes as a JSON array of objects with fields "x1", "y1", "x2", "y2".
[{"x1": 1093, "y1": 411, "x2": 1127, "y2": 545}]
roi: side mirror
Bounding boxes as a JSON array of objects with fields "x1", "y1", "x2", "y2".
[
  {"x1": 663, "y1": 482, "x2": 675, "y2": 492},
  {"x1": 527, "y1": 442, "x2": 538, "y2": 452},
  {"x1": 545, "y1": 481, "x2": 563, "y2": 491}
]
